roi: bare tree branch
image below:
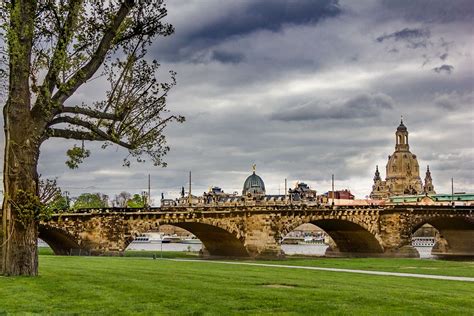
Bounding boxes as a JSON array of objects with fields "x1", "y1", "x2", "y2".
[
  {"x1": 38, "y1": 177, "x2": 61, "y2": 205},
  {"x1": 60, "y1": 105, "x2": 119, "y2": 120},
  {"x1": 47, "y1": 116, "x2": 134, "y2": 149},
  {"x1": 51, "y1": 1, "x2": 134, "y2": 106},
  {"x1": 41, "y1": 0, "x2": 83, "y2": 96},
  {"x1": 46, "y1": 128, "x2": 104, "y2": 141}
]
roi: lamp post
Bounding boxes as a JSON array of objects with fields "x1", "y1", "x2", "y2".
[
  {"x1": 64, "y1": 191, "x2": 70, "y2": 208},
  {"x1": 451, "y1": 178, "x2": 454, "y2": 207},
  {"x1": 331, "y1": 174, "x2": 335, "y2": 207},
  {"x1": 160, "y1": 239, "x2": 163, "y2": 259},
  {"x1": 188, "y1": 171, "x2": 192, "y2": 206}
]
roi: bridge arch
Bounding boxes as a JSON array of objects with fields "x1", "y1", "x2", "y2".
[
  {"x1": 411, "y1": 217, "x2": 474, "y2": 257},
  {"x1": 282, "y1": 217, "x2": 384, "y2": 255},
  {"x1": 126, "y1": 220, "x2": 249, "y2": 257},
  {"x1": 38, "y1": 225, "x2": 83, "y2": 255},
  {"x1": 175, "y1": 222, "x2": 248, "y2": 257}
]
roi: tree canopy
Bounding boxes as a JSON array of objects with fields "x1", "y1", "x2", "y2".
[
  {"x1": 0, "y1": 0, "x2": 184, "y2": 167},
  {"x1": 127, "y1": 193, "x2": 146, "y2": 208},
  {"x1": 73, "y1": 193, "x2": 109, "y2": 209},
  {"x1": 0, "y1": 0, "x2": 183, "y2": 276}
]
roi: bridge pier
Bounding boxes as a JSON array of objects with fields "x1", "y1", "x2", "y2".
[
  {"x1": 243, "y1": 214, "x2": 284, "y2": 259},
  {"x1": 377, "y1": 212, "x2": 420, "y2": 258}
]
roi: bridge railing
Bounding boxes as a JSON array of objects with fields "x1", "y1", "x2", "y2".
[{"x1": 47, "y1": 203, "x2": 474, "y2": 215}]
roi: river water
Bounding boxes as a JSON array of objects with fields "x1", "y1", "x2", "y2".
[
  {"x1": 126, "y1": 242, "x2": 434, "y2": 259},
  {"x1": 126, "y1": 242, "x2": 330, "y2": 255}
]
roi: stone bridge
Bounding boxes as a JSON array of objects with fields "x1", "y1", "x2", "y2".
[{"x1": 39, "y1": 205, "x2": 474, "y2": 259}]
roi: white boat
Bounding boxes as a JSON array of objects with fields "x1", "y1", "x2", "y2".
[
  {"x1": 133, "y1": 233, "x2": 170, "y2": 243},
  {"x1": 181, "y1": 237, "x2": 202, "y2": 244},
  {"x1": 134, "y1": 235, "x2": 151, "y2": 243},
  {"x1": 281, "y1": 236, "x2": 304, "y2": 244},
  {"x1": 412, "y1": 237, "x2": 435, "y2": 247},
  {"x1": 162, "y1": 234, "x2": 181, "y2": 243},
  {"x1": 297, "y1": 235, "x2": 326, "y2": 245}
]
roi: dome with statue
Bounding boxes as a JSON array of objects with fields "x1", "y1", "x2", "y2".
[
  {"x1": 370, "y1": 118, "x2": 435, "y2": 199},
  {"x1": 242, "y1": 165, "x2": 266, "y2": 196}
]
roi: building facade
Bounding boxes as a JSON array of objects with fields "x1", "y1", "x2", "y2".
[{"x1": 370, "y1": 120, "x2": 435, "y2": 199}]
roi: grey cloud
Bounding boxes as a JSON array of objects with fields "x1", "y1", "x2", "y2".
[
  {"x1": 380, "y1": 0, "x2": 474, "y2": 23},
  {"x1": 190, "y1": 0, "x2": 341, "y2": 40},
  {"x1": 210, "y1": 50, "x2": 245, "y2": 64},
  {"x1": 439, "y1": 53, "x2": 448, "y2": 61},
  {"x1": 432, "y1": 64, "x2": 454, "y2": 74},
  {"x1": 433, "y1": 91, "x2": 473, "y2": 110},
  {"x1": 376, "y1": 28, "x2": 431, "y2": 49},
  {"x1": 434, "y1": 95, "x2": 456, "y2": 110},
  {"x1": 271, "y1": 93, "x2": 394, "y2": 122},
  {"x1": 155, "y1": 0, "x2": 342, "y2": 61}
]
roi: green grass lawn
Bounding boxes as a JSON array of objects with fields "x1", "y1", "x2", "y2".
[
  {"x1": 0, "y1": 255, "x2": 473, "y2": 315},
  {"x1": 260, "y1": 256, "x2": 474, "y2": 278},
  {"x1": 38, "y1": 247, "x2": 200, "y2": 259},
  {"x1": 39, "y1": 247, "x2": 474, "y2": 277}
]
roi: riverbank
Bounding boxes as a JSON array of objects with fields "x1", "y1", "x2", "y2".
[{"x1": 1, "y1": 253, "x2": 472, "y2": 314}]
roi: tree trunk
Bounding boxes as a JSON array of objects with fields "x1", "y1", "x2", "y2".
[
  {"x1": 1, "y1": 116, "x2": 41, "y2": 276},
  {"x1": 1, "y1": 1, "x2": 41, "y2": 276}
]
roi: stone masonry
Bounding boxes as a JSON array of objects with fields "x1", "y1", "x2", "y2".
[{"x1": 40, "y1": 205, "x2": 474, "y2": 258}]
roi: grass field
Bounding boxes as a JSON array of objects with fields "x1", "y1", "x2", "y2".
[
  {"x1": 0, "y1": 253, "x2": 473, "y2": 315},
  {"x1": 260, "y1": 257, "x2": 474, "y2": 278},
  {"x1": 39, "y1": 247, "x2": 474, "y2": 277}
]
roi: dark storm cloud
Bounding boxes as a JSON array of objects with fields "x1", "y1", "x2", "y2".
[
  {"x1": 432, "y1": 64, "x2": 454, "y2": 74},
  {"x1": 190, "y1": 0, "x2": 341, "y2": 41},
  {"x1": 376, "y1": 28, "x2": 431, "y2": 49},
  {"x1": 211, "y1": 50, "x2": 245, "y2": 64},
  {"x1": 157, "y1": 0, "x2": 342, "y2": 61},
  {"x1": 380, "y1": 0, "x2": 474, "y2": 23},
  {"x1": 271, "y1": 93, "x2": 394, "y2": 122}
]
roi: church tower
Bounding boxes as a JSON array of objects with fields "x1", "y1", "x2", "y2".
[
  {"x1": 370, "y1": 119, "x2": 433, "y2": 199},
  {"x1": 423, "y1": 166, "x2": 436, "y2": 194},
  {"x1": 370, "y1": 165, "x2": 388, "y2": 199},
  {"x1": 395, "y1": 119, "x2": 409, "y2": 152}
]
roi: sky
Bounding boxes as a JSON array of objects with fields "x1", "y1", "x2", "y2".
[{"x1": 1, "y1": 0, "x2": 474, "y2": 203}]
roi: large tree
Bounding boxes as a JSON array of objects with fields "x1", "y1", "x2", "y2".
[{"x1": 0, "y1": 0, "x2": 183, "y2": 276}]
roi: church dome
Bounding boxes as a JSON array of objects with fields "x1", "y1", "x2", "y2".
[{"x1": 242, "y1": 171, "x2": 266, "y2": 196}]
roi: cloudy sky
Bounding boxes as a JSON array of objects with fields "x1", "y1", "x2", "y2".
[{"x1": 2, "y1": 0, "x2": 474, "y2": 203}]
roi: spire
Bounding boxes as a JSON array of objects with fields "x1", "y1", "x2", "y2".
[
  {"x1": 373, "y1": 165, "x2": 381, "y2": 181},
  {"x1": 425, "y1": 165, "x2": 432, "y2": 180},
  {"x1": 397, "y1": 116, "x2": 407, "y2": 131},
  {"x1": 423, "y1": 165, "x2": 435, "y2": 194},
  {"x1": 252, "y1": 164, "x2": 256, "y2": 174}
]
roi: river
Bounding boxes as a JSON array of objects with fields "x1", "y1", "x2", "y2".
[
  {"x1": 38, "y1": 239, "x2": 433, "y2": 258},
  {"x1": 125, "y1": 241, "x2": 434, "y2": 258}
]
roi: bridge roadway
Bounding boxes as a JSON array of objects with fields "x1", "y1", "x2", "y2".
[{"x1": 39, "y1": 204, "x2": 474, "y2": 259}]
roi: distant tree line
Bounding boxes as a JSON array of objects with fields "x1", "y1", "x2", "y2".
[{"x1": 40, "y1": 178, "x2": 148, "y2": 211}]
